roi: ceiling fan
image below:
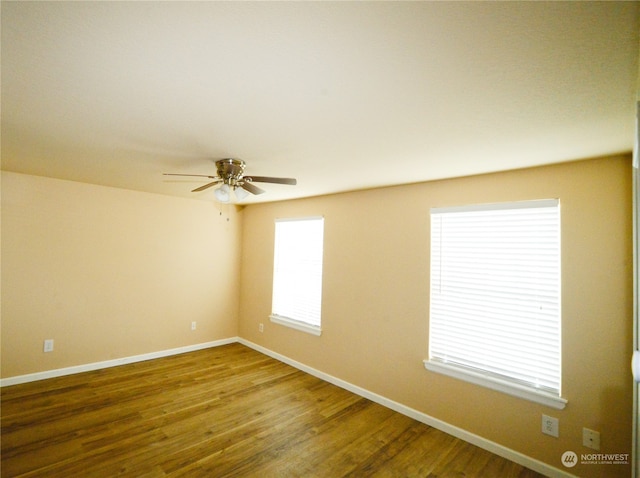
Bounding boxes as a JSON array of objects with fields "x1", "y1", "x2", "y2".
[{"x1": 164, "y1": 158, "x2": 297, "y2": 202}]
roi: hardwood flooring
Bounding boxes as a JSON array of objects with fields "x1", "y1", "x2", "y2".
[{"x1": 1, "y1": 343, "x2": 545, "y2": 477}]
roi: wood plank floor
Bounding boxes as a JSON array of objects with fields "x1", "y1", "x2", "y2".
[{"x1": 1, "y1": 343, "x2": 545, "y2": 477}]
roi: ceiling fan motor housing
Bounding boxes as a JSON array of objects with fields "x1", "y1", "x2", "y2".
[{"x1": 216, "y1": 158, "x2": 245, "y2": 186}]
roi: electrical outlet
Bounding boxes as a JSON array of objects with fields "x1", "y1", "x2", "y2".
[
  {"x1": 259, "y1": 323, "x2": 264, "y2": 333},
  {"x1": 43, "y1": 339, "x2": 54, "y2": 353},
  {"x1": 583, "y1": 428, "x2": 600, "y2": 450},
  {"x1": 191, "y1": 321, "x2": 197, "y2": 331},
  {"x1": 542, "y1": 414, "x2": 559, "y2": 438}
]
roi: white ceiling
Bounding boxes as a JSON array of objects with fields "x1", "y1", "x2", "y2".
[{"x1": 2, "y1": 1, "x2": 639, "y2": 204}]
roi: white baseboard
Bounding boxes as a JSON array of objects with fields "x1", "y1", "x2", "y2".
[
  {"x1": 0, "y1": 337, "x2": 238, "y2": 387},
  {"x1": 238, "y1": 338, "x2": 576, "y2": 478}
]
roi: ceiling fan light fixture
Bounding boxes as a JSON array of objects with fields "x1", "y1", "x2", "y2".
[
  {"x1": 214, "y1": 183, "x2": 231, "y2": 203},
  {"x1": 234, "y1": 186, "x2": 249, "y2": 201}
]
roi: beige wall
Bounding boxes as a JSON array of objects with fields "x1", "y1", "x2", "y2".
[
  {"x1": 238, "y1": 155, "x2": 633, "y2": 477},
  {"x1": 2, "y1": 156, "x2": 633, "y2": 476},
  {"x1": 1, "y1": 172, "x2": 241, "y2": 377}
]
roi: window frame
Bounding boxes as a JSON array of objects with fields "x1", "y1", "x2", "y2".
[
  {"x1": 424, "y1": 199, "x2": 566, "y2": 409},
  {"x1": 269, "y1": 216, "x2": 324, "y2": 336}
]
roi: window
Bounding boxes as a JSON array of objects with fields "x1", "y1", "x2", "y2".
[
  {"x1": 425, "y1": 200, "x2": 566, "y2": 409},
  {"x1": 270, "y1": 217, "x2": 324, "y2": 336}
]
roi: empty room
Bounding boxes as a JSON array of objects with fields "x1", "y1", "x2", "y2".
[{"x1": 2, "y1": 2, "x2": 639, "y2": 477}]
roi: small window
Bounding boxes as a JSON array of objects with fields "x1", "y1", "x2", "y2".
[
  {"x1": 425, "y1": 200, "x2": 566, "y2": 409},
  {"x1": 270, "y1": 217, "x2": 324, "y2": 335}
]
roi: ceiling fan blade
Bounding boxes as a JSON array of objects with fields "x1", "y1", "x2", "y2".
[
  {"x1": 244, "y1": 176, "x2": 297, "y2": 185},
  {"x1": 163, "y1": 173, "x2": 218, "y2": 179},
  {"x1": 192, "y1": 180, "x2": 221, "y2": 192},
  {"x1": 241, "y1": 181, "x2": 266, "y2": 195}
]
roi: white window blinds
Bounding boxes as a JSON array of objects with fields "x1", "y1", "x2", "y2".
[
  {"x1": 271, "y1": 217, "x2": 324, "y2": 329},
  {"x1": 428, "y1": 200, "x2": 561, "y2": 399}
]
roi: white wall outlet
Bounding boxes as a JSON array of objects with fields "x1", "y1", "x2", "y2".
[
  {"x1": 583, "y1": 428, "x2": 600, "y2": 450},
  {"x1": 43, "y1": 339, "x2": 54, "y2": 353},
  {"x1": 259, "y1": 323, "x2": 264, "y2": 333},
  {"x1": 191, "y1": 321, "x2": 197, "y2": 331},
  {"x1": 542, "y1": 414, "x2": 559, "y2": 438}
]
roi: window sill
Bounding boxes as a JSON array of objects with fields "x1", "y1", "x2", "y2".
[
  {"x1": 424, "y1": 360, "x2": 567, "y2": 410},
  {"x1": 269, "y1": 315, "x2": 322, "y2": 336}
]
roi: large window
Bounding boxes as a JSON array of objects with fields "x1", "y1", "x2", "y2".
[
  {"x1": 425, "y1": 199, "x2": 566, "y2": 409},
  {"x1": 270, "y1": 217, "x2": 324, "y2": 336}
]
